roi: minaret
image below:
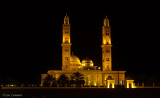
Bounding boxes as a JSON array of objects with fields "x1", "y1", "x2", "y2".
[
  {"x1": 61, "y1": 14, "x2": 72, "y2": 71},
  {"x1": 101, "y1": 16, "x2": 112, "y2": 71}
]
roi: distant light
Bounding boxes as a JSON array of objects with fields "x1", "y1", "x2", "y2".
[
  {"x1": 10, "y1": 84, "x2": 14, "y2": 87},
  {"x1": 120, "y1": 81, "x2": 123, "y2": 85}
]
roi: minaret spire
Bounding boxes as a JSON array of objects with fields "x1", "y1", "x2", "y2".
[
  {"x1": 104, "y1": 16, "x2": 109, "y2": 26},
  {"x1": 64, "y1": 13, "x2": 69, "y2": 24}
]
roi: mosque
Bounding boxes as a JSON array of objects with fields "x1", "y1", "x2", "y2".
[{"x1": 41, "y1": 14, "x2": 134, "y2": 88}]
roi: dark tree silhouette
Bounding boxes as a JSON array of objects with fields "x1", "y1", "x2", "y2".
[
  {"x1": 57, "y1": 74, "x2": 69, "y2": 87},
  {"x1": 43, "y1": 74, "x2": 56, "y2": 87},
  {"x1": 70, "y1": 72, "x2": 85, "y2": 87}
]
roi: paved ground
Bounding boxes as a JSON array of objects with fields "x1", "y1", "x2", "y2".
[{"x1": 1, "y1": 88, "x2": 160, "y2": 98}]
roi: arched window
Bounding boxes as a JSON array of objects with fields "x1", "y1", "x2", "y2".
[
  {"x1": 106, "y1": 50, "x2": 110, "y2": 53},
  {"x1": 106, "y1": 58, "x2": 109, "y2": 61},
  {"x1": 107, "y1": 42, "x2": 109, "y2": 45},
  {"x1": 65, "y1": 57, "x2": 68, "y2": 61},
  {"x1": 65, "y1": 38, "x2": 69, "y2": 43},
  {"x1": 108, "y1": 76, "x2": 112, "y2": 79},
  {"x1": 65, "y1": 49, "x2": 69, "y2": 52},
  {"x1": 65, "y1": 31, "x2": 69, "y2": 34},
  {"x1": 106, "y1": 33, "x2": 109, "y2": 35}
]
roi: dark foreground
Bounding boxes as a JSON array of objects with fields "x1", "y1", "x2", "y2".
[{"x1": 1, "y1": 88, "x2": 160, "y2": 98}]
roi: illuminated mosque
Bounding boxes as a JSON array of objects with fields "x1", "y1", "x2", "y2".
[{"x1": 41, "y1": 14, "x2": 134, "y2": 88}]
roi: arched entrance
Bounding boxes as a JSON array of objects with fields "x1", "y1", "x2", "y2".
[
  {"x1": 106, "y1": 76, "x2": 115, "y2": 88},
  {"x1": 109, "y1": 83, "x2": 112, "y2": 88},
  {"x1": 126, "y1": 80, "x2": 134, "y2": 88},
  {"x1": 129, "y1": 83, "x2": 132, "y2": 88}
]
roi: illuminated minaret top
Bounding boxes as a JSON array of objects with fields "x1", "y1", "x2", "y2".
[
  {"x1": 62, "y1": 13, "x2": 71, "y2": 44},
  {"x1": 103, "y1": 16, "x2": 109, "y2": 26},
  {"x1": 64, "y1": 13, "x2": 69, "y2": 24},
  {"x1": 102, "y1": 16, "x2": 111, "y2": 45}
]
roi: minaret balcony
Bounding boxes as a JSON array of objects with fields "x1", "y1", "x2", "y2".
[
  {"x1": 61, "y1": 43, "x2": 72, "y2": 46},
  {"x1": 101, "y1": 44, "x2": 112, "y2": 47}
]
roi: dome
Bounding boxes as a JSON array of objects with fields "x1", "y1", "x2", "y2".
[
  {"x1": 82, "y1": 57, "x2": 91, "y2": 62},
  {"x1": 82, "y1": 57, "x2": 94, "y2": 66},
  {"x1": 70, "y1": 55, "x2": 81, "y2": 64}
]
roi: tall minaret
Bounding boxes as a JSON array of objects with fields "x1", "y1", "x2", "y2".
[
  {"x1": 61, "y1": 14, "x2": 71, "y2": 71},
  {"x1": 101, "y1": 16, "x2": 112, "y2": 71}
]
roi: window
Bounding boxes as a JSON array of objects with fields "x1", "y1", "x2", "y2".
[
  {"x1": 65, "y1": 31, "x2": 69, "y2": 34},
  {"x1": 106, "y1": 33, "x2": 109, "y2": 35},
  {"x1": 120, "y1": 81, "x2": 123, "y2": 85},
  {"x1": 65, "y1": 38, "x2": 69, "y2": 43},
  {"x1": 65, "y1": 57, "x2": 69, "y2": 60},
  {"x1": 106, "y1": 50, "x2": 110, "y2": 53},
  {"x1": 65, "y1": 49, "x2": 69, "y2": 52},
  {"x1": 106, "y1": 58, "x2": 109, "y2": 61}
]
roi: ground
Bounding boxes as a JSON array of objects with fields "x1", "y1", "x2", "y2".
[{"x1": 1, "y1": 88, "x2": 160, "y2": 98}]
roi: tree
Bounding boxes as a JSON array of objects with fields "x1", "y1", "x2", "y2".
[
  {"x1": 57, "y1": 74, "x2": 69, "y2": 87},
  {"x1": 70, "y1": 72, "x2": 85, "y2": 87},
  {"x1": 43, "y1": 74, "x2": 56, "y2": 87}
]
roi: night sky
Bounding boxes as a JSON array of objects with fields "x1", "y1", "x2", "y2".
[{"x1": 1, "y1": 2, "x2": 159, "y2": 82}]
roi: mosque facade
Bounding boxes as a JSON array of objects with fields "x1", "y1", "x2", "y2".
[{"x1": 41, "y1": 14, "x2": 127, "y2": 88}]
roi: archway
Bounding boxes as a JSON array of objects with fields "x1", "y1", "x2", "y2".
[
  {"x1": 109, "y1": 83, "x2": 112, "y2": 88},
  {"x1": 129, "y1": 83, "x2": 132, "y2": 88}
]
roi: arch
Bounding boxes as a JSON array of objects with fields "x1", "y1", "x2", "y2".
[
  {"x1": 109, "y1": 83, "x2": 112, "y2": 88},
  {"x1": 107, "y1": 76, "x2": 112, "y2": 79},
  {"x1": 129, "y1": 83, "x2": 132, "y2": 88}
]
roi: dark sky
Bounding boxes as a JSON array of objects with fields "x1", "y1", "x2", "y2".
[{"x1": 1, "y1": 2, "x2": 159, "y2": 81}]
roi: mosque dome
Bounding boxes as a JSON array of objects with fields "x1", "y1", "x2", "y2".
[
  {"x1": 70, "y1": 55, "x2": 81, "y2": 65},
  {"x1": 82, "y1": 57, "x2": 94, "y2": 66}
]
